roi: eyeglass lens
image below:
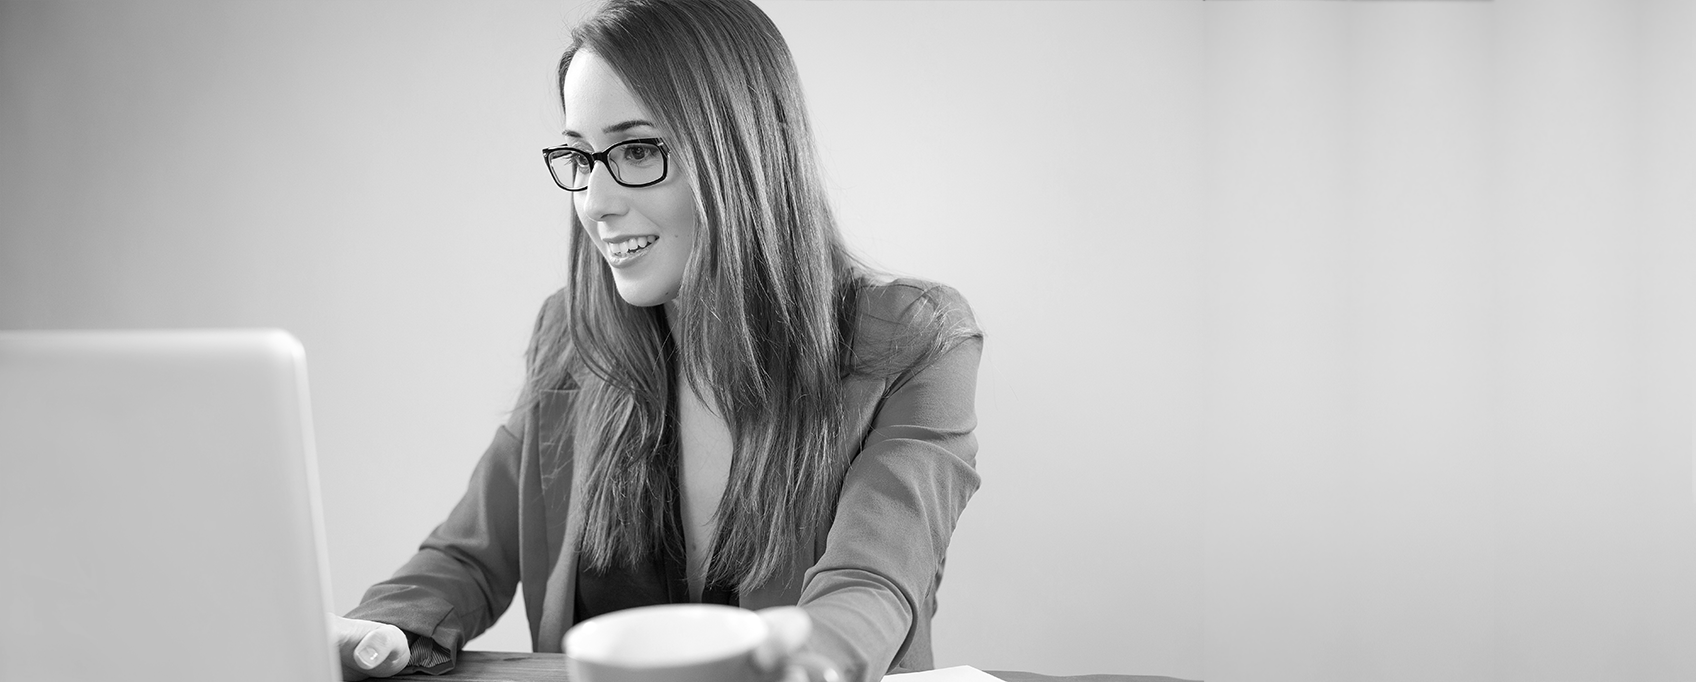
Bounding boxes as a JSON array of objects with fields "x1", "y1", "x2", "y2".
[{"x1": 549, "y1": 141, "x2": 666, "y2": 191}]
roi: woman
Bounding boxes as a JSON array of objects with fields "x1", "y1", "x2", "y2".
[{"x1": 332, "y1": 1, "x2": 982, "y2": 680}]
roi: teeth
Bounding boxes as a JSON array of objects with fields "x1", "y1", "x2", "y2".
[{"x1": 609, "y1": 236, "x2": 656, "y2": 257}]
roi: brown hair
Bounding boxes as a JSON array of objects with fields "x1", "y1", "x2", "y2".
[{"x1": 524, "y1": 0, "x2": 977, "y2": 593}]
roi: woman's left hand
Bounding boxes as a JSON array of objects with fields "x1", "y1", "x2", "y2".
[{"x1": 755, "y1": 606, "x2": 840, "y2": 682}]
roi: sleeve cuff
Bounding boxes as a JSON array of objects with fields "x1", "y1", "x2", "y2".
[
  {"x1": 399, "y1": 631, "x2": 457, "y2": 676},
  {"x1": 344, "y1": 596, "x2": 464, "y2": 676}
]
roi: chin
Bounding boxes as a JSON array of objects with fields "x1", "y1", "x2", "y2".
[{"x1": 612, "y1": 280, "x2": 679, "y2": 308}]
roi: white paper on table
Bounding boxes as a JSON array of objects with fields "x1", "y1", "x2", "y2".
[{"x1": 883, "y1": 665, "x2": 1004, "y2": 682}]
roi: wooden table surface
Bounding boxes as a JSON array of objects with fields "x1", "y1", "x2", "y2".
[{"x1": 390, "y1": 651, "x2": 1200, "y2": 682}]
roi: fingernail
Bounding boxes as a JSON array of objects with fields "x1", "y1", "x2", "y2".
[{"x1": 358, "y1": 646, "x2": 382, "y2": 667}]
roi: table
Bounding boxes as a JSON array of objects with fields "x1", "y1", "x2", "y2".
[{"x1": 390, "y1": 652, "x2": 1200, "y2": 682}]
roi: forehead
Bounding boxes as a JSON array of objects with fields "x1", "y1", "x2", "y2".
[{"x1": 561, "y1": 50, "x2": 649, "y2": 136}]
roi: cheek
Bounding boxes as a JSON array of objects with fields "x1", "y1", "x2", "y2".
[
  {"x1": 573, "y1": 201, "x2": 603, "y2": 249},
  {"x1": 572, "y1": 196, "x2": 590, "y2": 228},
  {"x1": 661, "y1": 188, "x2": 700, "y2": 242}
]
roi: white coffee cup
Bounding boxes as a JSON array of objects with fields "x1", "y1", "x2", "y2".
[{"x1": 564, "y1": 604, "x2": 839, "y2": 682}]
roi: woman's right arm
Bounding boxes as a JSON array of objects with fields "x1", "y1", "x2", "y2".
[
  {"x1": 337, "y1": 294, "x2": 565, "y2": 679},
  {"x1": 338, "y1": 414, "x2": 529, "y2": 677}
]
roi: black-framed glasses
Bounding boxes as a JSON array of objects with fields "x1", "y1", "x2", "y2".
[{"x1": 541, "y1": 138, "x2": 670, "y2": 191}]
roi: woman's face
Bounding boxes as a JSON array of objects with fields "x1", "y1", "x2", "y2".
[{"x1": 561, "y1": 49, "x2": 700, "y2": 308}]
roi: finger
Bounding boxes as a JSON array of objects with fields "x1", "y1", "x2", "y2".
[
  {"x1": 330, "y1": 614, "x2": 362, "y2": 649},
  {"x1": 753, "y1": 606, "x2": 812, "y2": 670},
  {"x1": 337, "y1": 628, "x2": 381, "y2": 677},
  {"x1": 760, "y1": 607, "x2": 812, "y2": 654},
  {"x1": 330, "y1": 615, "x2": 375, "y2": 680},
  {"x1": 354, "y1": 626, "x2": 411, "y2": 678}
]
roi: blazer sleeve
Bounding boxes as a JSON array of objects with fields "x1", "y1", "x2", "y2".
[
  {"x1": 342, "y1": 413, "x2": 527, "y2": 675},
  {"x1": 344, "y1": 292, "x2": 562, "y2": 674},
  {"x1": 798, "y1": 293, "x2": 984, "y2": 682}
]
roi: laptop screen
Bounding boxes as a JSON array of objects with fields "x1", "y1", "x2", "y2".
[{"x1": 0, "y1": 330, "x2": 338, "y2": 682}]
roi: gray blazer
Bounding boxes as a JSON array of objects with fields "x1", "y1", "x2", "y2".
[{"x1": 347, "y1": 279, "x2": 982, "y2": 682}]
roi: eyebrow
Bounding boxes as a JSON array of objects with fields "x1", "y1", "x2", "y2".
[{"x1": 562, "y1": 119, "x2": 658, "y2": 139}]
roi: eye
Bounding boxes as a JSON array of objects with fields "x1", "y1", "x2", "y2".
[
  {"x1": 550, "y1": 148, "x2": 590, "y2": 169},
  {"x1": 568, "y1": 149, "x2": 593, "y2": 171},
  {"x1": 614, "y1": 142, "x2": 663, "y2": 168}
]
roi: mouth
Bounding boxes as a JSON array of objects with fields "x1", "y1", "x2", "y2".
[{"x1": 604, "y1": 235, "x2": 658, "y2": 265}]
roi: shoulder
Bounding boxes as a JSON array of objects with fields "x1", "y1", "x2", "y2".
[
  {"x1": 852, "y1": 275, "x2": 977, "y2": 332},
  {"x1": 536, "y1": 287, "x2": 570, "y2": 327},
  {"x1": 521, "y1": 287, "x2": 580, "y2": 394},
  {"x1": 846, "y1": 275, "x2": 981, "y2": 379}
]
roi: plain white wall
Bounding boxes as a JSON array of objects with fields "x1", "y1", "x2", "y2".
[
  {"x1": 2, "y1": 1, "x2": 1692, "y2": 681},
  {"x1": 0, "y1": 0, "x2": 579, "y2": 661}
]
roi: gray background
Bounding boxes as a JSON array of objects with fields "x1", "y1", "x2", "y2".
[{"x1": 2, "y1": 1, "x2": 1692, "y2": 680}]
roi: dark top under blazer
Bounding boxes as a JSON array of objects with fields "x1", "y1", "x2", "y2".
[{"x1": 346, "y1": 278, "x2": 983, "y2": 682}]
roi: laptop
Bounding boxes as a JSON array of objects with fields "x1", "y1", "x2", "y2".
[{"x1": 0, "y1": 330, "x2": 339, "y2": 682}]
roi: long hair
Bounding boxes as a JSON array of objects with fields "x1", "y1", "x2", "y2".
[{"x1": 522, "y1": 0, "x2": 974, "y2": 593}]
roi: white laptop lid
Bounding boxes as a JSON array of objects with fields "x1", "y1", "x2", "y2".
[{"x1": 0, "y1": 330, "x2": 338, "y2": 682}]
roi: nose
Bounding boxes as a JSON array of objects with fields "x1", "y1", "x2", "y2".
[{"x1": 577, "y1": 161, "x2": 627, "y2": 224}]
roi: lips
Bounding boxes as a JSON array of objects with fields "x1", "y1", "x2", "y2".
[
  {"x1": 607, "y1": 235, "x2": 657, "y2": 257},
  {"x1": 602, "y1": 234, "x2": 659, "y2": 267}
]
